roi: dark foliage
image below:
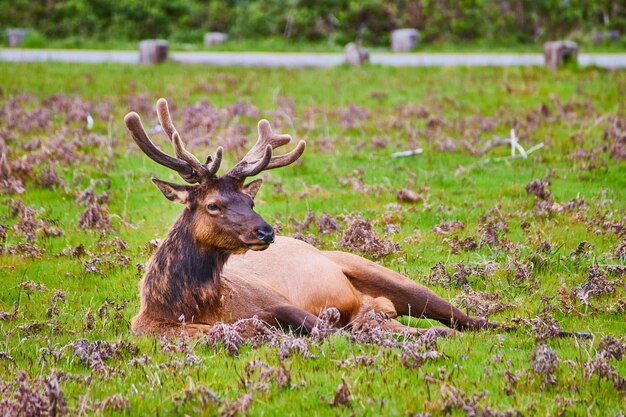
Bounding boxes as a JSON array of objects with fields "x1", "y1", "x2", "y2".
[{"x1": 1, "y1": 1, "x2": 624, "y2": 46}]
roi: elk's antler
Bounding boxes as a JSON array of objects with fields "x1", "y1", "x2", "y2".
[
  {"x1": 226, "y1": 119, "x2": 306, "y2": 180},
  {"x1": 125, "y1": 98, "x2": 305, "y2": 183},
  {"x1": 124, "y1": 98, "x2": 222, "y2": 184}
]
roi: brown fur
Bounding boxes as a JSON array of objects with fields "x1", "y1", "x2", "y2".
[{"x1": 133, "y1": 224, "x2": 491, "y2": 337}]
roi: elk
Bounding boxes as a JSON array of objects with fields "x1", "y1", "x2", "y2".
[{"x1": 125, "y1": 98, "x2": 495, "y2": 338}]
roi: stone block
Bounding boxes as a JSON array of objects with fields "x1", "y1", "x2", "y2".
[
  {"x1": 344, "y1": 43, "x2": 369, "y2": 66},
  {"x1": 543, "y1": 41, "x2": 579, "y2": 69},
  {"x1": 594, "y1": 30, "x2": 621, "y2": 44},
  {"x1": 139, "y1": 39, "x2": 168, "y2": 64},
  {"x1": 391, "y1": 29, "x2": 420, "y2": 52},
  {"x1": 6, "y1": 28, "x2": 28, "y2": 47},
  {"x1": 204, "y1": 32, "x2": 228, "y2": 46}
]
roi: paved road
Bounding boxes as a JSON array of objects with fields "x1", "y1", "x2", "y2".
[{"x1": 1, "y1": 48, "x2": 625, "y2": 68}]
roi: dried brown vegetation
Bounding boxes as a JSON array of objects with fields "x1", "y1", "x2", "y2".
[{"x1": 340, "y1": 216, "x2": 401, "y2": 258}]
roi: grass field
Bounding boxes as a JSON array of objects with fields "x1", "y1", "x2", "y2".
[
  {"x1": 0, "y1": 62, "x2": 625, "y2": 416},
  {"x1": 12, "y1": 34, "x2": 626, "y2": 54}
]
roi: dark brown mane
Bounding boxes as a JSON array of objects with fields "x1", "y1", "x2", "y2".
[{"x1": 140, "y1": 209, "x2": 229, "y2": 323}]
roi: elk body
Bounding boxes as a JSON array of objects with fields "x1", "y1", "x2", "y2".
[{"x1": 126, "y1": 99, "x2": 493, "y2": 337}]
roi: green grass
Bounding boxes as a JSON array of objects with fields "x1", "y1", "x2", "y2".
[
  {"x1": 9, "y1": 34, "x2": 626, "y2": 53},
  {"x1": 0, "y1": 62, "x2": 625, "y2": 416}
]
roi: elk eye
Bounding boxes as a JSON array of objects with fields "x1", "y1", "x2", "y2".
[{"x1": 207, "y1": 203, "x2": 220, "y2": 213}]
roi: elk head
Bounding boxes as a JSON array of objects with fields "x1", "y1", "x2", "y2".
[{"x1": 125, "y1": 98, "x2": 305, "y2": 253}]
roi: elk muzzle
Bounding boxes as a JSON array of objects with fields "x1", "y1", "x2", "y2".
[
  {"x1": 239, "y1": 217, "x2": 275, "y2": 251},
  {"x1": 255, "y1": 224, "x2": 275, "y2": 244}
]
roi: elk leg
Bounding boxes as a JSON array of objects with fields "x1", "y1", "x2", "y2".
[
  {"x1": 267, "y1": 305, "x2": 319, "y2": 334},
  {"x1": 357, "y1": 294, "x2": 456, "y2": 337},
  {"x1": 323, "y1": 251, "x2": 492, "y2": 330}
]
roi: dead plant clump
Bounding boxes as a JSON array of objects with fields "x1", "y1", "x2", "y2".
[
  {"x1": 221, "y1": 393, "x2": 253, "y2": 417},
  {"x1": 180, "y1": 99, "x2": 217, "y2": 133},
  {"x1": 440, "y1": 384, "x2": 521, "y2": 417},
  {"x1": 96, "y1": 394, "x2": 131, "y2": 413},
  {"x1": 46, "y1": 290, "x2": 66, "y2": 318},
  {"x1": 205, "y1": 317, "x2": 275, "y2": 356},
  {"x1": 525, "y1": 177, "x2": 589, "y2": 218},
  {"x1": 432, "y1": 220, "x2": 464, "y2": 235},
  {"x1": 349, "y1": 311, "x2": 444, "y2": 370},
  {"x1": 614, "y1": 239, "x2": 626, "y2": 259},
  {"x1": 174, "y1": 385, "x2": 219, "y2": 412},
  {"x1": 339, "y1": 104, "x2": 369, "y2": 130},
  {"x1": 3, "y1": 200, "x2": 63, "y2": 257},
  {"x1": 0, "y1": 372, "x2": 68, "y2": 417},
  {"x1": 584, "y1": 336, "x2": 626, "y2": 393},
  {"x1": 330, "y1": 379, "x2": 351, "y2": 407},
  {"x1": 6, "y1": 242, "x2": 43, "y2": 258},
  {"x1": 310, "y1": 307, "x2": 341, "y2": 340},
  {"x1": 37, "y1": 166, "x2": 64, "y2": 189},
  {"x1": 78, "y1": 203, "x2": 111, "y2": 232},
  {"x1": 338, "y1": 169, "x2": 384, "y2": 194},
  {"x1": 244, "y1": 360, "x2": 292, "y2": 391},
  {"x1": 530, "y1": 342, "x2": 559, "y2": 388},
  {"x1": 399, "y1": 334, "x2": 444, "y2": 370},
  {"x1": 292, "y1": 232, "x2": 321, "y2": 246},
  {"x1": 512, "y1": 308, "x2": 564, "y2": 341},
  {"x1": 604, "y1": 116, "x2": 626, "y2": 160},
  {"x1": 19, "y1": 280, "x2": 47, "y2": 292},
  {"x1": 525, "y1": 178, "x2": 552, "y2": 201},
  {"x1": 423, "y1": 262, "x2": 451, "y2": 287},
  {"x1": 349, "y1": 311, "x2": 398, "y2": 347},
  {"x1": 311, "y1": 136, "x2": 336, "y2": 153},
  {"x1": 293, "y1": 209, "x2": 316, "y2": 233},
  {"x1": 340, "y1": 216, "x2": 401, "y2": 258},
  {"x1": 72, "y1": 339, "x2": 138, "y2": 372},
  {"x1": 574, "y1": 265, "x2": 622, "y2": 305},
  {"x1": 478, "y1": 219, "x2": 510, "y2": 247},
  {"x1": 274, "y1": 334, "x2": 312, "y2": 361},
  {"x1": 506, "y1": 258, "x2": 536, "y2": 287},
  {"x1": 74, "y1": 180, "x2": 110, "y2": 206},
  {"x1": 11, "y1": 201, "x2": 39, "y2": 243},
  {"x1": 454, "y1": 290, "x2": 510, "y2": 317},
  {"x1": 445, "y1": 236, "x2": 479, "y2": 254},
  {"x1": 396, "y1": 188, "x2": 424, "y2": 204},
  {"x1": 75, "y1": 180, "x2": 112, "y2": 232},
  {"x1": 160, "y1": 337, "x2": 202, "y2": 367},
  {"x1": 424, "y1": 262, "x2": 494, "y2": 290},
  {"x1": 317, "y1": 213, "x2": 341, "y2": 234},
  {"x1": 0, "y1": 223, "x2": 6, "y2": 254}
]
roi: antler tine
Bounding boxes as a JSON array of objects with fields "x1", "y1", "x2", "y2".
[
  {"x1": 124, "y1": 112, "x2": 195, "y2": 180},
  {"x1": 266, "y1": 140, "x2": 306, "y2": 170},
  {"x1": 157, "y1": 98, "x2": 206, "y2": 169},
  {"x1": 257, "y1": 119, "x2": 292, "y2": 149},
  {"x1": 172, "y1": 131, "x2": 206, "y2": 174},
  {"x1": 206, "y1": 147, "x2": 223, "y2": 176},
  {"x1": 156, "y1": 98, "x2": 178, "y2": 140},
  {"x1": 226, "y1": 119, "x2": 306, "y2": 180}
]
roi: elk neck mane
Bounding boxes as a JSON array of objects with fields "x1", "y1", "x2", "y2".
[{"x1": 141, "y1": 209, "x2": 230, "y2": 319}]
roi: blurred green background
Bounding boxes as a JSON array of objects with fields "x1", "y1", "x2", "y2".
[{"x1": 1, "y1": 0, "x2": 625, "y2": 51}]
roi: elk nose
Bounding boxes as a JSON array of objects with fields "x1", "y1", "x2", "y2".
[{"x1": 255, "y1": 225, "x2": 275, "y2": 244}]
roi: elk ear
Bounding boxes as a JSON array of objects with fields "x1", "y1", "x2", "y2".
[
  {"x1": 152, "y1": 178, "x2": 191, "y2": 205},
  {"x1": 242, "y1": 178, "x2": 263, "y2": 199}
]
